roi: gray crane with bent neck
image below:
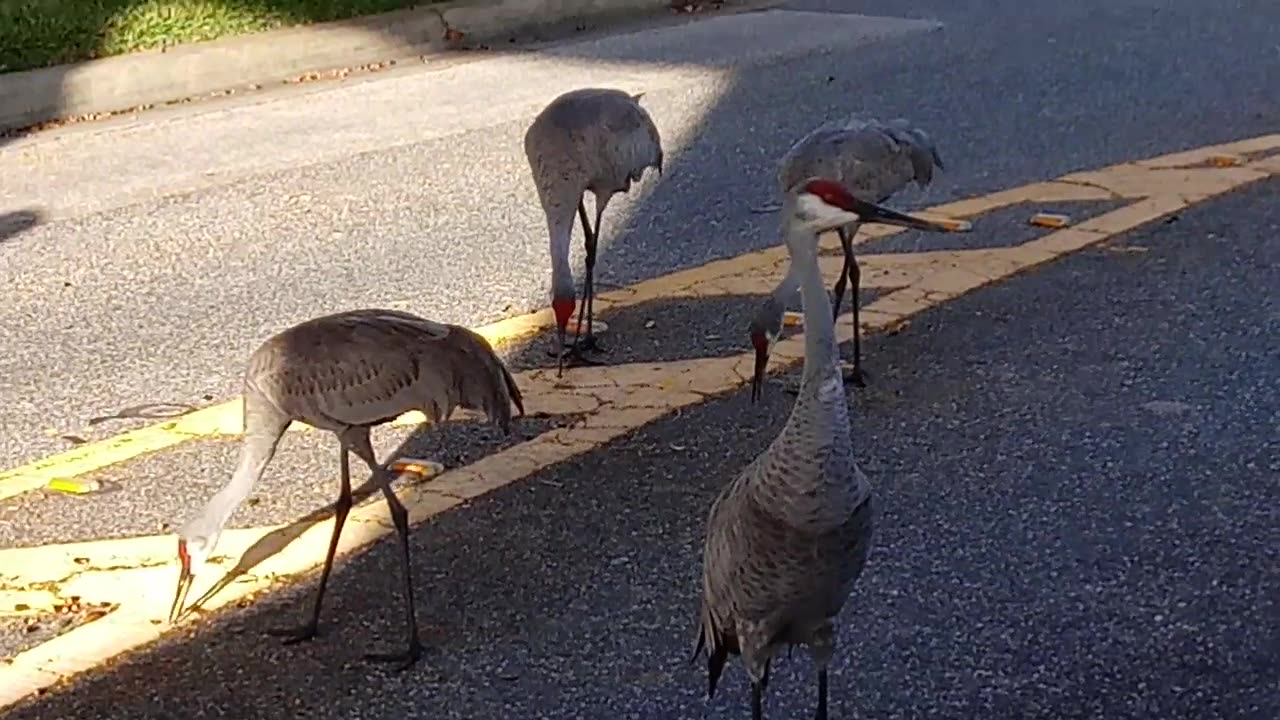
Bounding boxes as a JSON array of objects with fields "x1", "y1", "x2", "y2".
[
  {"x1": 524, "y1": 87, "x2": 664, "y2": 375},
  {"x1": 696, "y1": 178, "x2": 954, "y2": 720},
  {"x1": 752, "y1": 115, "x2": 946, "y2": 391},
  {"x1": 167, "y1": 309, "x2": 524, "y2": 671}
]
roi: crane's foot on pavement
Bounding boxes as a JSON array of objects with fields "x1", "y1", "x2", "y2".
[
  {"x1": 265, "y1": 623, "x2": 321, "y2": 645},
  {"x1": 575, "y1": 333, "x2": 608, "y2": 355},
  {"x1": 364, "y1": 636, "x2": 425, "y2": 671},
  {"x1": 842, "y1": 363, "x2": 868, "y2": 388},
  {"x1": 547, "y1": 336, "x2": 608, "y2": 369}
]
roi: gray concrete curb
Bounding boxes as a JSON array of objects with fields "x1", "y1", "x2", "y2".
[{"x1": 0, "y1": 0, "x2": 671, "y2": 132}]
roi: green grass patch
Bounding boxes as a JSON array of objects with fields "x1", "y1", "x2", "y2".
[{"x1": 0, "y1": 0, "x2": 434, "y2": 73}]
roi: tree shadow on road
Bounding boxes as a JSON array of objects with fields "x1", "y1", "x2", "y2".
[
  {"x1": 4, "y1": 3, "x2": 1279, "y2": 714},
  {"x1": 179, "y1": 407, "x2": 583, "y2": 614},
  {"x1": 6, "y1": 225, "x2": 1279, "y2": 718}
]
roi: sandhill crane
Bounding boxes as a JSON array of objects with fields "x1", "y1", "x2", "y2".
[
  {"x1": 747, "y1": 261, "x2": 796, "y2": 403},
  {"x1": 525, "y1": 87, "x2": 664, "y2": 375},
  {"x1": 753, "y1": 116, "x2": 945, "y2": 388},
  {"x1": 696, "y1": 179, "x2": 953, "y2": 719},
  {"x1": 167, "y1": 309, "x2": 524, "y2": 670}
]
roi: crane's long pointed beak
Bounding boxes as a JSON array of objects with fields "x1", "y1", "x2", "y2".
[
  {"x1": 855, "y1": 198, "x2": 956, "y2": 233},
  {"x1": 168, "y1": 564, "x2": 193, "y2": 624}
]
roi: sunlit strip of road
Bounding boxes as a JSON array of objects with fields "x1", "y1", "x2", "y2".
[
  {"x1": 0, "y1": 64, "x2": 734, "y2": 505},
  {"x1": 0, "y1": 135, "x2": 1276, "y2": 709}
]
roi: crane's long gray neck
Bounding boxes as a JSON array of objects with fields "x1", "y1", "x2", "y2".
[
  {"x1": 784, "y1": 222, "x2": 840, "y2": 386},
  {"x1": 547, "y1": 210, "x2": 575, "y2": 297},
  {"x1": 751, "y1": 211, "x2": 863, "y2": 530},
  {"x1": 183, "y1": 410, "x2": 283, "y2": 545}
]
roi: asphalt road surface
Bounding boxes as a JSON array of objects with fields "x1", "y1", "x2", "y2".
[
  {"x1": 2, "y1": 0, "x2": 1277, "y2": 467},
  {"x1": 2, "y1": 0, "x2": 1277, "y2": 717}
]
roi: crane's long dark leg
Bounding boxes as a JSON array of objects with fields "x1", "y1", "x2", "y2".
[
  {"x1": 748, "y1": 659, "x2": 771, "y2": 720},
  {"x1": 265, "y1": 443, "x2": 353, "y2": 644},
  {"x1": 815, "y1": 669, "x2": 829, "y2": 720},
  {"x1": 349, "y1": 432, "x2": 424, "y2": 670},
  {"x1": 832, "y1": 226, "x2": 867, "y2": 388},
  {"x1": 581, "y1": 200, "x2": 608, "y2": 353},
  {"x1": 563, "y1": 199, "x2": 607, "y2": 368}
]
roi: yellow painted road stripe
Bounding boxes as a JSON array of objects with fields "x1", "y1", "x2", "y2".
[
  {"x1": 0, "y1": 313, "x2": 558, "y2": 503},
  {"x1": 1, "y1": 133, "x2": 1275, "y2": 505},
  {"x1": 0, "y1": 136, "x2": 1277, "y2": 709}
]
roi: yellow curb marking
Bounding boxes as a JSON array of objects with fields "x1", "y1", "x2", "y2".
[
  {"x1": 0, "y1": 311, "x2": 562, "y2": 503},
  {"x1": 1, "y1": 134, "x2": 1277, "y2": 708},
  {"x1": 0, "y1": 590, "x2": 60, "y2": 615},
  {"x1": 0, "y1": 172, "x2": 1153, "y2": 503}
]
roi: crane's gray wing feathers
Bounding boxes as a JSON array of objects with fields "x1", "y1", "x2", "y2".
[
  {"x1": 698, "y1": 456, "x2": 876, "y2": 667},
  {"x1": 696, "y1": 471, "x2": 752, "y2": 695},
  {"x1": 779, "y1": 115, "x2": 944, "y2": 198},
  {"x1": 525, "y1": 88, "x2": 663, "y2": 202},
  {"x1": 698, "y1": 461, "x2": 801, "y2": 659},
  {"x1": 246, "y1": 310, "x2": 521, "y2": 432},
  {"x1": 247, "y1": 310, "x2": 434, "y2": 427}
]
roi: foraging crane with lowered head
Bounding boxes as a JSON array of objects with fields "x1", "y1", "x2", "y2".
[
  {"x1": 752, "y1": 115, "x2": 946, "y2": 389},
  {"x1": 525, "y1": 87, "x2": 664, "y2": 375},
  {"x1": 168, "y1": 308, "x2": 524, "y2": 670},
  {"x1": 696, "y1": 178, "x2": 954, "y2": 719}
]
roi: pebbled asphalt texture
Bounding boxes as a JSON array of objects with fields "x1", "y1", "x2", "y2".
[
  {"x1": 0, "y1": 0, "x2": 1277, "y2": 470},
  {"x1": 1, "y1": 0, "x2": 1278, "y2": 715},
  {"x1": 4, "y1": 174, "x2": 1277, "y2": 717}
]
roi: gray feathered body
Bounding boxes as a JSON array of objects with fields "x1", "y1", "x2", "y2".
[
  {"x1": 178, "y1": 308, "x2": 524, "y2": 566},
  {"x1": 524, "y1": 87, "x2": 664, "y2": 220},
  {"x1": 697, "y1": 317, "x2": 875, "y2": 693},
  {"x1": 778, "y1": 115, "x2": 943, "y2": 202},
  {"x1": 243, "y1": 308, "x2": 523, "y2": 434}
]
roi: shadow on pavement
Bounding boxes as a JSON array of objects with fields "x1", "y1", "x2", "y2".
[
  {"x1": 182, "y1": 408, "x2": 584, "y2": 610},
  {"x1": 498, "y1": 279, "x2": 897, "y2": 375},
  {"x1": 7, "y1": 182, "x2": 1278, "y2": 718},
  {"x1": 504, "y1": 291, "x2": 770, "y2": 371},
  {"x1": 0, "y1": 209, "x2": 43, "y2": 243},
  {"x1": 4, "y1": 0, "x2": 1279, "y2": 714}
]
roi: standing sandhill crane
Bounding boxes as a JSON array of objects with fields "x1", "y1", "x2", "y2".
[
  {"x1": 753, "y1": 115, "x2": 945, "y2": 388},
  {"x1": 525, "y1": 87, "x2": 664, "y2": 375},
  {"x1": 696, "y1": 179, "x2": 953, "y2": 719},
  {"x1": 167, "y1": 309, "x2": 524, "y2": 670}
]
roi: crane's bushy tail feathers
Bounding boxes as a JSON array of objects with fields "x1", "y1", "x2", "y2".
[
  {"x1": 694, "y1": 613, "x2": 738, "y2": 700},
  {"x1": 691, "y1": 625, "x2": 705, "y2": 665},
  {"x1": 706, "y1": 639, "x2": 730, "y2": 700},
  {"x1": 881, "y1": 122, "x2": 943, "y2": 185},
  {"x1": 452, "y1": 326, "x2": 522, "y2": 434}
]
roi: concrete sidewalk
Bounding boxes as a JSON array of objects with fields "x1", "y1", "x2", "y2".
[
  {"x1": 0, "y1": 0, "x2": 682, "y2": 133},
  {"x1": 0, "y1": 8, "x2": 933, "y2": 224}
]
